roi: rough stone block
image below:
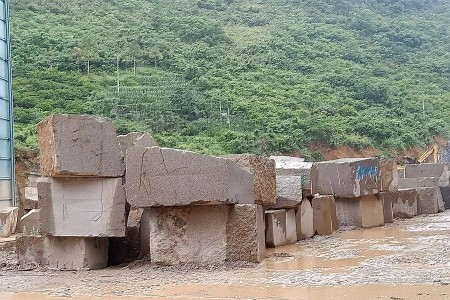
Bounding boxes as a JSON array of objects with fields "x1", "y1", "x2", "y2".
[
  {"x1": 0, "y1": 207, "x2": 18, "y2": 237},
  {"x1": 440, "y1": 186, "x2": 450, "y2": 209},
  {"x1": 271, "y1": 176, "x2": 302, "y2": 209},
  {"x1": 126, "y1": 146, "x2": 254, "y2": 207},
  {"x1": 118, "y1": 132, "x2": 159, "y2": 157},
  {"x1": 23, "y1": 187, "x2": 39, "y2": 210},
  {"x1": 379, "y1": 159, "x2": 399, "y2": 192},
  {"x1": 405, "y1": 164, "x2": 449, "y2": 186},
  {"x1": 312, "y1": 195, "x2": 335, "y2": 235},
  {"x1": 416, "y1": 187, "x2": 443, "y2": 214},
  {"x1": 225, "y1": 154, "x2": 276, "y2": 205},
  {"x1": 296, "y1": 200, "x2": 314, "y2": 239},
  {"x1": 393, "y1": 189, "x2": 421, "y2": 218},
  {"x1": 17, "y1": 236, "x2": 109, "y2": 270},
  {"x1": 149, "y1": 205, "x2": 264, "y2": 264},
  {"x1": 398, "y1": 177, "x2": 439, "y2": 189},
  {"x1": 19, "y1": 209, "x2": 41, "y2": 235},
  {"x1": 226, "y1": 204, "x2": 265, "y2": 263},
  {"x1": 311, "y1": 158, "x2": 380, "y2": 198},
  {"x1": 335, "y1": 195, "x2": 384, "y2": 228},
  {"x1": 378, "y1": 192, "x2": 397, "y2": 223},
  {"x1": 38, "y1": 177, "x2": 126, "y2": 237},
  {"x1": 270, "y1": 156, "x2": 313, "y2": 190},
  {"x1": 37, "y1": 114, "x2": 124, "y2": 177},
  {"x1": 265, "y1": 208, "x2": 297, "y2": 247}
]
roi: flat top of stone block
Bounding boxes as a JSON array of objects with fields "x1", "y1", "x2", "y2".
[
  {"x1": 0, "y1": 207, "x2": 18, "y2": 213},
  {"x1": 315, "y1": 157, "x2": 377, "y2": 164},
  {"x1": 270, "y1": 156, "x2": 312, "y2": 169}
]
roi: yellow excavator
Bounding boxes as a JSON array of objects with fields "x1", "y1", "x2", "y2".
[{"x1": 398, "y1": 143, "x2": 439, "y2": 172}]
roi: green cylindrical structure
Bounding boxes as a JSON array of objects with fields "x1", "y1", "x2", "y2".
[{"x1": 0, "y1": 0, "x2": 14, "y2": 208}]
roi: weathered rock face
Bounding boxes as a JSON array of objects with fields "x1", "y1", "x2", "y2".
[
  {"x1": 311, "y1": 158, "x2": 380, "y2": 198},
  {"x1": 312, "y1": 195, "x2": 335, "y2": 235},
  {"x1": 118, "y1": 132, "x2": 159, "y2": 157},
  {"x1": 149, "y1": 205, "x2": 265, "y2": 265},
  {"x1": 404, "y1": 163, "x2": 450, "y2": 187},
  {"x1": 17, "y1": 236, "x2": 109, "y2": 270},
  {"x1": 296, "y1": 200, "x2": 314, "y2": 239},
  {"x1": 37, "y1": 114, "x2": 124, "y2": 177},
  {"x1": 38, "y1": 177, "x2": 126, "y2": 237},
  {"x1": 225, "y1": 154, "x2": 276, "y2": 206},
  {"x1": 393, "y1": 189, "x2": 421, "y2": 218},
  {"x1": 416, "y1": 187, "x2": 443, "y2": 215},
  {"x1": 226, "y1": 204, "x2": 265, "y2": 263},
  {"x1": 378, "y1": 192, "x2": 397, "y2": 223},
  {"x1": 126, "y1": 146, "x2": 254, "y2": 207},
  {"x1": 398, "y1": 177, "x2": 439, "y2": 189},
  {"x1": 0, "y1": 207, "x2": 18, "y2": 237},
  {"x1": 19, "y1": 209, "x2": 41, "y2": 235},
  {"x1": 265, "y1": 209, "x2": 297, "y2": 247},
  {"x1": 270, "y1": 156, "x2": 313, "y2": 191},
  {"x1": 379, "y1": 159, "x2": 399, "y2": 192},
  {"x1": 335, "y1": 195, "x2": 384, "y2": 228}
]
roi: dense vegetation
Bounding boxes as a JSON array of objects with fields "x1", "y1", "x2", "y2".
[{"x1": 10, "y1": 0, "x2": 450, "y2": 159}]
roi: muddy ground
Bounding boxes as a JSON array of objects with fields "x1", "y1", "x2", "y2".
[{"x1": 2, "y1": 211, "x2": 450, "y2": 299}]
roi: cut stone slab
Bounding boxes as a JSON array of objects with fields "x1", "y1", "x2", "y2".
[
  {"x1": 379, "y1": 159, "x2": 399, "y2": 192},
  {"x1": 440, "y1": 186, "x2": 450, "y2": 209},
  {"x1": 405, "y1": 163, "x2": 450, "y2": 186},
  {"x1": 335, "y1": 195, "x2": 384, "y2": 228},
  {"x1": 416, "y1": 187, "x2": 443, "y2": 215},
  {"x1": 38, "y1": 177, "x2": 126, "y2": 237},
  {"x1": 311, "y1": 158, "x2": 380, "y2": 198},
  {"x1": 312, "y1": 195, "x2": 335, "y2": 235},
  {"x1": 139, "y1": 209, "x2": 151, "y2": 259},
  {"x1": 296, "y1": 200, "x2": 314, "y2": 239},
  {"x1": 0, "y1": 207, "x2": 18, "y2": 237},
  {"x1": 270, "y1": 156, "x2": 313, "y2": 191},
  {"x1": 398, "y1": 177, "x2": 439, "y2": 189},
  {"x1": 37, "y1": 114, "x2": 124, "y2": 177},
  {"x1": 271, "y1": 175, "x2": 302, "y2": 209},
  {"x1": 17, "y1": 236, "x2": 109, "y2": 270},
  {"x1": 393, "y1": 189, "x2": 421, "y2": 218},
  {"x1": 149, "y1": 205, "x2": 264, "y2": 265},
  {"x1": 23, "y1": 187, "x2": 39, "y2": 210},
  {"x1": 225, "y1": 154, "x2": 276, "y2": 206},
  {"x1": 378, "y1": 192, "x2": 397, "y2": 223},
  {"x1": 19, "y1": 209, "x2": 41, "y2": 235},
  {"x1": 265, "y1": 208, "x2": 297, "y2": 247},
  {"x1": 118, "y1": 132, "x2": 159, "y2": 157},
  {"x1": 126, "y1": 146, "x2": 254, "y2": 207},
  {"x1": 226, "y1": 204, "x2": 265, "y2": 263}
]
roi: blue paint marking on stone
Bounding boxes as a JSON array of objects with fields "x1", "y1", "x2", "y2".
[{"x1": 356, "y1": 164, "x2": 378, "y2": 180}]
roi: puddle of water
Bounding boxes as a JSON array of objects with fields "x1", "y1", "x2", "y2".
[{"x1": 263, "y1": 255, "x2": 364, "y2": 270}]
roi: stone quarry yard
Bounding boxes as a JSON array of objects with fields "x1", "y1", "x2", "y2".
[{"x1": 2, "y1": 211, "x2": 450, "y2": 299}]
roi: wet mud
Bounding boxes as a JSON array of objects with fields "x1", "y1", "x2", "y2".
[{"x1": 2, "y1": 211, "x2": 450, "y2": 299}]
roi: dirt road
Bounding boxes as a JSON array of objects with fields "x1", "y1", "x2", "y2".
[{"x1": 2, "y1": 211, "x2": 450, "y2": 299}]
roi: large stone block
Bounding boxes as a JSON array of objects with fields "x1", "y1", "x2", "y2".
[
  {"x1": 335, "y1": 195, "x2": 384, "y2": 228},
  {"x1": 126, "y1": 146, "x2": 254, "y2": 207},
  {"x1": 398, "y1": 177, "x2": 439, "y2": 189},
  {"x1": 405, "y1": 163, "x2": 449, "y2": 186},
  {"x1": 271, "y1": 175, "x2": 302, "y2": 209},
  {"x1": 296, "y1": 200, "x2": 314, "y2": 239},
  {"x1": 19, "y1": 209, "x2": 41, "y2": 235},
  {"x1": 38, "y1": 177, "x2": 126, "y2": 237},
  {"x1": 37, "y1": 114, "x2": 124, "y2": 177},
  {"x1": 17, "y1": 236, "x2": 108, "y2": 270},
  {"x1": 393, "y1": 189, "x2": 420, "y2": 218},
  {"x1": 311, "y1": 158, "x2": 380, "y2": 198},
  {"x1": 270, "y1": 156, "x2": 313, "y2": 191},
  {"x1": 226, "y1": 204, "x2": 265, "y2": 263},
  {"x1": 312, "y1": 195, "x2": 335, "y2": 235},
  {"x1": 225, "y1": 154, "x2": 276, "y2": 206},
  {"x1": 416, "y1": 187, "x2": 443, "y2": 214},
  {"x1": 440, "y1": 186, "x2": 450, "y2": 209},
  {"x1": 265, "y1": 209, "x2": 297, "y2": 247},
  {"x1": 23, "y1": 187, "x2": 39, "y2": 210},
  {"x1": 118, "y1": 132, "x2": 159, "y2": 157},
  {"x1": 378, "y1": 192, "x2": 397, "y2": 223},
  {"x1": 0, "y1": 207, "x2": 18, "y2": 237},
  {"x1": 149, "y1": 205, "x2": 264, "y2": 265},
  {"x1": 379, "y1": 159, "x2": 399, "y2": 192}
]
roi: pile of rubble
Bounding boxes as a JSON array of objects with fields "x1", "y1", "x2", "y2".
[{"x1": 1, "y1": 114, "x2": 449, "y2": 270}]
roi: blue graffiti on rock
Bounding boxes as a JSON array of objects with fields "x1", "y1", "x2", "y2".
[{"x1": 356, "y1": 164, "x2": 378, "y2": 180}]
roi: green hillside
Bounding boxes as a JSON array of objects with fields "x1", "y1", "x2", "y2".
[{"x1": 10, "y1": 0, "x2": 450, "y2": 159}]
